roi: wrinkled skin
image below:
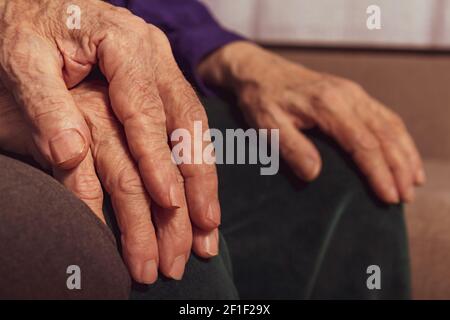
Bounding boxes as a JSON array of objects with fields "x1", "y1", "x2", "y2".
[
  {"x1": 0, "y1": 80, "x2": 221, "y2": 284},
  {"x1": 0, "y1": 0, "x2": 220, "y2": 284},
  {"x1": 199, "y1": 41, "x2": 425, "y2": 204}
]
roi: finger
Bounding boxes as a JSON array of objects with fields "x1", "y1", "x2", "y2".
[
  {"x1": 264, "y1": 106, "x2": 322, "y2": 181},
  {"x1": 361, "y1": 107, "x2": 417, "y2": 202},
  {"x1": 96, "y1": 25, "x2": 184, "y2": 210},
  {"x1": 97, "y1": 29, "x2": 193, "y2": 277},
  {"x1": 400, "y1": 131, "x2": 426, "y2": 185},
  {"x1": 376, "y1": 104, "x2": 425, "y2": 185},
  {"x1": 100, "y1": 72, "x2": 185, "y2": 210},
  {"x1": 161, "y1": 75, "x2": 221, "y2": 232},
  {"x1": 153, "y1": 199, "x2": 193, "y2": 280},
  {"x1": 98, "y1": 152, "x2": 159, "y2": 285},
  {"x1": 375, "y1": 136, "x2": 415, "y2": 202},
  {"x1": 316, "y1": 109, "x2": 399, "y2": 203},
  {"x1": 2, "y1": 31, "x2": 90, "y2": 169},
  {"x1": 193, "y1": 227, "x2": 219, "y2": 258},
  {"x1": 53, "y1": 150, "x2": 104, "y2": 222},
  {"x1": 75, "y1": 87, "x2": 160, "y2": 285}
]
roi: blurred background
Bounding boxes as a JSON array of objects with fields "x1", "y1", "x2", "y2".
[
  {"x1": 202, "y1": 0, "x2": 450, "y2": 49},
  {"x1": 201, "y1": 0, "x2": 450, "y2": 299}
]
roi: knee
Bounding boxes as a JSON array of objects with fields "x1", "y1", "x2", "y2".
[
  {"x1": 308, "y1": 130, "x2": 402, "y2": 214},
  {"x1": 303, "y1": 130, "x2": 406, "y2": 250},
  {"x1": 304, "y1": 133, "x2": 409, "y2": 298},
  {"x1": 0, "y1": 155, "x2": 131, "y2": 299}
]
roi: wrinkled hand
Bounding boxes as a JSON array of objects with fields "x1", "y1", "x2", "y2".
[
  {"x1": 0, "y1": 0, "x2": 221, "y2": 283},
  {"x1": 199, "y1": 41, "x2": 425, "y2": 203},
  {"x1": 0, "y1": 80, "x2": 220, "y2": 284},
  {"x1": 0, "y1": 1, "x2": 220, "y2": 223}
]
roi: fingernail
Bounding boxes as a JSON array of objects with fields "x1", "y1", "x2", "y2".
[
  {"x1": 203, "y1": 229, "x2": 219, "y2": 257},
  {"x1": 416, "y1": 169, "x2": 426, "y2": 185},
  {"x1": 304, "y1": 156, "x2": 320, "y2": 180},
  {"x1": 207, "y1": 201, "x2": 221, "y2": 226},
  {"x1": 50, "y1": 129, "x2": 85, "y2": 165},
  {"x1": 168, "y1": 255, "x2": 186, "y2": 280},
  {"x1": 141, "y1": 259, "x2": 158, "y2": 284},
  {"x1": 388, "y1": 186, "x2": 400, "y2": 203},
  {"x1": 169, "y1": 184, "x2": 183, "y2": 209}
]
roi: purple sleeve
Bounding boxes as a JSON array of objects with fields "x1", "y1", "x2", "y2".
[{"x1": 107, "y1": 0, "x2": 245, "y2": 95}]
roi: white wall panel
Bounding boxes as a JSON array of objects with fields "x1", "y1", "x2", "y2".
[{"x1": 201, "y1": 0, "x2": 450, "y2": 49}]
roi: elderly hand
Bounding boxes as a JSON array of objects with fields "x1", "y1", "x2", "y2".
[
  {"x1": 0, "y1": 0, "x2": 221, "y2": 283},
  {"x1": 0, "y1": 79, "x2": 220, "y2": 284},
  {"x1": 0, "y1": 1, "x2": 220, "y2": 222},
  {"x1": 199, "y1": 41, "x2": 425, "y2": 204}
]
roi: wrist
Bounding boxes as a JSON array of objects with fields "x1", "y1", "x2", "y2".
[{"x1": 198, "y1": 41, "x2": 262, "y2": 92}]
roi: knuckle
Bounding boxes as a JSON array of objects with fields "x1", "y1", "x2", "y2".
[
  {"x1": 137, "y1": 144, "x2": 170, "y2": 166},
  {"x1": 312, "y1": 81, "x2": 340, "y2": 109},
  {"x1": 146, "y1": 24, "x2": 169, "y2": 43},
  {"x1": 140, "y1": 103, "x2": 167, "y2": 127},
  {"x1": 1, "y1": 27, "x2": 29, "y2": 62},
  {"x1": 122, "y1": 101, "x2": 166, "y2": 131},
  {"x1": 124, "y1": 111, "x2": 167, "y2": 147},
  {"x1": 115, "y1": 166, "x2": 146, "y2": 196},
  {"x1": 71, "y1": 172, "x2": 103, "y2": 201},
  {"x1": 178, "y1": 101, "x2": 207, "y2": 124},
  {"x1": 104, "y1": 10, "x2": 167, "y2": 46},
  {"x1": 352, "y1": 131, "x2": 380, "y2": 154},
  {"x1": 125, "y1": 80, "x2": 164, "y2": 119},
  {"x1": 28, "y1": 95, "x2": 68, "y2": 122}
]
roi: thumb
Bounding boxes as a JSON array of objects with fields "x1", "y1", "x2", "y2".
[{"x1": 2, "y1": 33, "x2": 90, "y2": 170}]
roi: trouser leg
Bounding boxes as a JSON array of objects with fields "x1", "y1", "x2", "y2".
[
  {"x1": 203, "y1": 97, "x2": 410, "y2": 299},
  {"x1": 0, "y1": 154, "x2": 130, "y2": 299},
  {"x1": 0, "y1": 152, "x2": 238, "y2": 300}
]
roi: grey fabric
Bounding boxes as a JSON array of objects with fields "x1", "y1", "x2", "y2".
[
  {"x1": 0, "y1": 154, "x2": 130, "y2": 299},
  {"x1": 0, "y1": 154, "x2": 238, "y2": 300}
]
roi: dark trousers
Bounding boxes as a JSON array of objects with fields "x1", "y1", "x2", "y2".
[{"x1": 0, "y1": 98, "x2": 410, "y2": 299}]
